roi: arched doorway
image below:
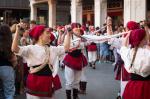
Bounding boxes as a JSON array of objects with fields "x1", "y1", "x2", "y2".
[
  {"x1": 56, "y1": 0, "x2": 71, "y2": 25},
  {"x1": 34, "y1": 2, "x2": 48, "y2": 25},
  {"x1": 107, "y1": 0, "x2": 124, "y2": 26},
  {"x1": 82, "y1": 0, "x2": 123, "y2": 26},
  {"x1": 82, "y1": 0, "x2": 94, "y2": 25}
]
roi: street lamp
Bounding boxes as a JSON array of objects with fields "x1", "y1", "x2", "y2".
[{"x1": 0, "y1": 17, "x2": 3, "y2": 21}]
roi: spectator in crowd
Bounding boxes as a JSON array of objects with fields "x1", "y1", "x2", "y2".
[
  {"x1": 30, "y1": 20, "x2": 37, "y2": 29},
  {"x1": 0, "y1": 24, "x2": 17, "y2": 99},
  {"x1": 20, "y1": 30, "x2": 30, "y2": 46},
  {"x1": 20, "y1": 18, "x2": 30, "y2": 30},
  {"x1": 143, "y1": 21, "x2": 150, "y2": 44},
  {"x1": 95, "y1": 27, "x2": 101, "y2": 61}
]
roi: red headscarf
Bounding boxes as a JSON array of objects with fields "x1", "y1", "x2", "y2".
[
  {"x1": 127, "y1": 21, "x2": 140, "y2": 30},
  {"x1": 71, "y1": 23, "x2": 81, "y2": 29},
  {"x1": 80, "y1": 28, "x2": 84, "y2": 35},
  {"x1": 57, "y1": 26, "x2": 64, "y2": 30},
  {"x1": 29, "y1": 25, "x2": 45, "y2": 41},
  {"x1": 81, "y1": 25, "x2": 86, "y2": 31},
  {"x1": 129, "y1": 29, "x2": 146, "y2": 48},
  {"x1": 47, "y1": 27, "x2": 55, "y2": 42},
  {"x1": 89, "y1": 26, "x2": 95, "y2": 32},
  {"x1": 50, "y1": 33, "x2": 55, "y2": 42}
]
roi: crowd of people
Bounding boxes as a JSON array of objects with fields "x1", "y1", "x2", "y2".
[{"x1": 0, "y1": 16, "x2": 150, "y2": 99}]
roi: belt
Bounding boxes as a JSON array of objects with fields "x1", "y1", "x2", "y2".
[
  {"x1": 131, "y1": 73, "x2": 150, "y2": 81},
  {"x1": 32, "y1": 64, "x2": 52, "y2": 76},
  {"x1": 68, "y1": 49, "x2": 81, "y2": 57}
]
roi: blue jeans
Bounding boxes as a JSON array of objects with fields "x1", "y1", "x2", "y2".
[
  {"x1": 0, "y1": 66, "x2": 15, "y2": 99},
  {"x1": 0, "y1": 80, "x2": 4, "y2": 99},
  {"x1": 96, "y1": 43, "x2": 100, "y2": 58}
]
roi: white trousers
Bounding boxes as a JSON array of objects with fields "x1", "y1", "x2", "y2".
[
  {"x1": 80, "y1": 67, "x2": 87, "y2": 82},
  {"x1": 88, "y1": 51, "x2": 97, "y2": 63},
  {"x1": 65, "y1": 66, "x2": 82, "y2": 90},
  {"x1": 26, "y1": 93, "x2": 54, "y2": 99}
]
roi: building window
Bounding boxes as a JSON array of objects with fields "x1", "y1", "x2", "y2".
[
  {"x1": 83, "y1": 5, "x2": 94, "y2": 11},
  {"x1": 107, "y1": 0, "x2": 123, "y2": 10}
]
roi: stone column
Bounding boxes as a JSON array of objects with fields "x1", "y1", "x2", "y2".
[
  {"x1": 48, "y1": 0, "x2": 56, "y2": 27},
  {"x1": 94, "y1": 0, "x2": 107, "y2": 27},
  {"x1": 124, "y1": 0, "x2": 146, "y2": 26},
  {"x1": 71, "y1": 0, "x2": 83, "y2": 24},
  {"x1": 30, "y1": 3, "x2": 37, "y2": 21},
  {"x1": 101, "y1": 0, "x2": 107, "y2": 26}
]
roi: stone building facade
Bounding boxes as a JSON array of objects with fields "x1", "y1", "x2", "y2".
[
  {"x1": 0, "y1": 0, "x2": 30, "y2": 25},
  {"x1": 0, "y1": 0, "x2": 149, "y2": 27},
  {"x1": 30, "y1": 0, "x2": 150, "y2": 27}
]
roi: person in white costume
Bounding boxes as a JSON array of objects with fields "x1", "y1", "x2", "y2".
[
  {"x1": 11, "y1": 25, "x2": 71, "y2": 99},
  {"x1": 107, "y1": 17, "x2": 140, "y2": 98},
  {"x1": 63, "y1": 23, "x2": 88, "y2": 99},
  {"x1": 120, "y1": 29, "x2": 150, "y2": 99}
]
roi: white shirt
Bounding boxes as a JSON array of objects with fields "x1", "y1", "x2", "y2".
[
  {"x1": 16, "y1": 44, "x2": 65, "y2": 76},
  {"x1": 71, "y1": 35, "x2": 85, "y2": 50},
  {"x1": 120, "y1": 46, "x2": 150, "y2": 77},
  {"x1": 109, "y1": 38, "x2": 122, "y2": 49}
]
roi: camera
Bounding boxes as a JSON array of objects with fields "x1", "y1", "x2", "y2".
[
  {"x1": 67, "y1": 27, "x2": 72, "y2": 32},
  {"x1": 65, "y1": 25, "x2": 72, "y2": 32},
  {"x1": 18, "y1": 24, "x2": 25, "y2": 31},
  {"x1": 60, "y1": 30, "x2": 64, "y2": 33}
]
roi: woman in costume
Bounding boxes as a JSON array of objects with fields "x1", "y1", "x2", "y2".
[
  {"x1": 107, "y1": 17, "x2": 140, "y2": 97},
  {"x1": 120, "y1": 29, "x2": 150, "y2": 99},
  {"x1": 63, "y1": 23, "x2": 88, "y2": 99},
  {"x1": 12, "y1": 25, "x2": 71, "y2": 99}
]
